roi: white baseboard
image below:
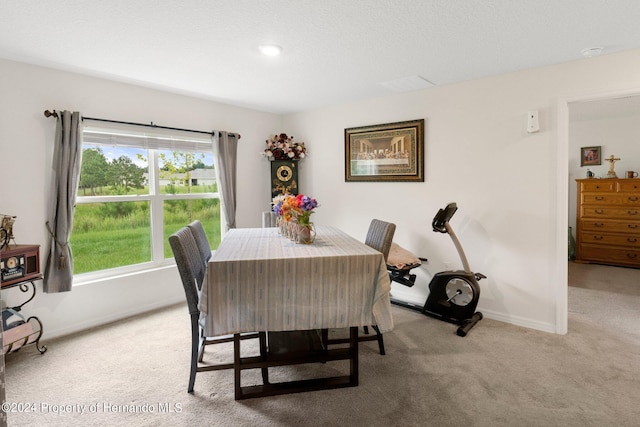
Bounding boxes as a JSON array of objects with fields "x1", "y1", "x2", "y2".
[
  {"x1": 480, "y1": 309, "x2": 557, "y2": 334},
  {"x1": 43, "y1": 296, "x2": 184, "y2": 340}
]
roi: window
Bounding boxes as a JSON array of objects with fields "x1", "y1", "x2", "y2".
[{"x1": 71, "y1": 125, "x2": 221, "y2": 277}]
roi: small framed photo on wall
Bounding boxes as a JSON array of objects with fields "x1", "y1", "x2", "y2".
[{"x1": 580, "y1": 146, "x2": 601, "y2": 166}]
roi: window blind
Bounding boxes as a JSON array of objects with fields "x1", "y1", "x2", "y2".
[{"x1": 82, "y1": 125, "x2": 213, "y2": 152}]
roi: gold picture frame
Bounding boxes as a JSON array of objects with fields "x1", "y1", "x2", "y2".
[{"x1": 345, "y1": 119, "x2": 425, "y2": 182}]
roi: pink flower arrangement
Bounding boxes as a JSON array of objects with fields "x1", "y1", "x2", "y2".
[{"x1": 263, "y1": 133, "x2": 307, "y2": 160}]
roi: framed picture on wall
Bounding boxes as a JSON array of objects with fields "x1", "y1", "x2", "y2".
[
  {"x1": 345, "y1": 119, "x2": 425, "y2": 182},
  {"x1": 580, "y1": 146, "x2": 601, "y2": 166}
]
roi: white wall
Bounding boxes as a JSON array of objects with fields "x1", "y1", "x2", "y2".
[
  {"x1": 0, "y1": 59, "x2": 281, "y2": 338},
  {"x1": 2, "y1": 48, "x2": 640, "y2": 339},
  {"x1": 284, "y1": 49, "x2": 640, "y2": 333}
]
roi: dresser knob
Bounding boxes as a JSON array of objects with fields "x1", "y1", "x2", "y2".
[
  {"x1": 628, "y1": 238, "x2": 638, "y2": 243},
  {"x1": 628, "y1": 211, "x2": 638, "y2": 215},
  {"x1": 595, "y1": 196, "x2": 605, "y2": 201},
  {"x1": 628, "y1": 253, "x2": 638, "y2": 259},
  {"x1": 629, "y1": 197, "x2": 639, "y2": 202},
  {"x1": 629, "y1": 224, "x2": 639, "y2": 229},
  {"x1": 595, "y1": 209, "x2": 605, "y2": 214},
  {"x1": 594, "y1": 223, "x2": 604, "y2": 227},
  {"x1": 593, "y1": 235, "x2": 603, "y2": 240}
]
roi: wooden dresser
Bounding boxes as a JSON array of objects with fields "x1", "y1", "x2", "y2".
[{"x1": 575, "y1": 178, "x2": 640, "y2": 268}]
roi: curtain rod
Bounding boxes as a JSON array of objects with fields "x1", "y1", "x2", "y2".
[{"x1": 43, "y1": 110, "x2": 240, "y2": 139}]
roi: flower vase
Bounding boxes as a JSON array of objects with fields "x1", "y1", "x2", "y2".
[
  {"x1": 297, "y1": 223, "x2": 316, "y2": 244},
  {"x1": 286, "y1": 221, "x2": 296, "y2": 241}
]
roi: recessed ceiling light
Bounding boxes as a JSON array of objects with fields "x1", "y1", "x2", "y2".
[
  {"x1": 581, "y1": 47, "x2": 603, "y2": 58},
  {"x1": 259, "y1": 44, "x2": 283, "y2": 56}
]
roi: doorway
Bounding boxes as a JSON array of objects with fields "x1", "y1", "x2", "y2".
[{"x1": 560, "y1": 90, "x2": 640, "y2": 335}]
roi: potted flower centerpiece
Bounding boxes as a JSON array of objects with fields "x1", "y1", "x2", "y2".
[
  {"x1": 293, "y1": 194, "x2": 318, "y2": 244},
  {"x1": 272, "y1": 193, "x2": 319, "y2": 244}
]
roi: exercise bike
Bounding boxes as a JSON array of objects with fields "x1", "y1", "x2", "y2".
[{"x1": 388, "y1": 203, "x2": 485, "y2": 337}]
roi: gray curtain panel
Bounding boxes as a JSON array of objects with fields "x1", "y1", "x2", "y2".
[
  {"x1": 212, "y1": 131, "x2": 238, "y2": 230},
  {"x1": 44, "y1": 111, "x2": 82, "y2": 293}
]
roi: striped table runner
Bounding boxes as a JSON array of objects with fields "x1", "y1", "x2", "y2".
[{"x1": 200, "y1": 226, "x2": 393, "y2": 336}]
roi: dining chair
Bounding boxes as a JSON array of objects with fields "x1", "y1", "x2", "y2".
[
  {"x1": 169, "y1": 226, "x2": 268, "y2": 393},
  {"x1": 361, "y1": 218, "x2": 396, "y2": 355},
  {"x1": 323, "y1": 219, "x2": 396, "y2": 355},
  {"x1": 187, "y1": 220, "x2": 212, "y2": 282},
  {"x1": 262, "y1": 211, "x2": 278, "y2": 227}
]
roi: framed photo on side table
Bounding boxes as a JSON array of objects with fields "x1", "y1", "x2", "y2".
[
  {"x1": 580, "y1": 146, "x2": 601, "y2": 166},
  {"x1": 345, "y1": 119, "x2": 424, "y2": 182}
]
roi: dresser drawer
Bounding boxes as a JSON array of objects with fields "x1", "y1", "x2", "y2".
[
  {"x1": 579, "y1": 220, "x2": 640, "y2": 234},
  {"x1": 577, "y1": 244, "x2": 640, "y2": 267},
  {"x1": 580, "y1": 206, "x2": 640, "y2": 220},
  {"x1": 582, "y1": 193, "x2": 640, "y2": 206},
  {"x1": 579, "y1": 180, "x2": 615, "y2": 192},
  {"x1": 617, "y1": 180, "x2": 640, "y2": 192},
  {"x1": 579, "y1": 232, "x2": 640, "y2": 247}
]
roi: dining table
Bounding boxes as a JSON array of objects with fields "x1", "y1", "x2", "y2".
[{"x1": 199, "y1": 225, "x2": 393, "y2": 399}]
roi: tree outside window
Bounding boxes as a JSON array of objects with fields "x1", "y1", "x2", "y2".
[{"x1": 71, "y1": 130, "x2": 220, "y2": 277}]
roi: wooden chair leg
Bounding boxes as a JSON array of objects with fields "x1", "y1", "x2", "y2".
[
  {"x1": 188, "y1": 314, "x2": 199, "y2": 393},
  {"x1": 321, "y1": 329, "x2": 328, "y2": 348},
  {"x1": 372, "y1": 325, "x2": 385, "y2": 355},
  {"x1": 197, "y1": 330, "x2": 206, "y2": 362}
]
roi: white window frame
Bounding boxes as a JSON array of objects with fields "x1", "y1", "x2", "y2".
[{"x1": 73, "y1": 124, "x2": 219, "y2": 285}]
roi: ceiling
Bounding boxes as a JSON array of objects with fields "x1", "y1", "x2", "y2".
[{"x1": 2, "y1": 1, "x2": 640, "y2": 115}]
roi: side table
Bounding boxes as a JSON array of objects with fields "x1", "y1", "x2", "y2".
[{"x1": 2, "y1": 275, "x2": 46, "y2": 355}]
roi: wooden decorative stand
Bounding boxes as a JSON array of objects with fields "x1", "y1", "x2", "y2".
[{"x1": 2, "y1": 276, "x2": 47, "y2": 355}]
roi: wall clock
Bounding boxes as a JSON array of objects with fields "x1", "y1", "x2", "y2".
[{"x1": 270, "y1": 160, "x2": 298, "y2": 198}]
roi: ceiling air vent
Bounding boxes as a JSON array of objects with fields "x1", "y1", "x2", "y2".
[{"x1": 377, "y1": 75, "x2": 434, "y2": 92}]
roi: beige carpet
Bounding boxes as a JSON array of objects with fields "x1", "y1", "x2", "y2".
[{"x1": 4, "y1": 262, "x2": 640, "y2": 426}]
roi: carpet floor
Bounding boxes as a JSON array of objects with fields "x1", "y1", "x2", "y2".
[{"x1": 4, "y1": 262, "x2": 640, "y2": 426}]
